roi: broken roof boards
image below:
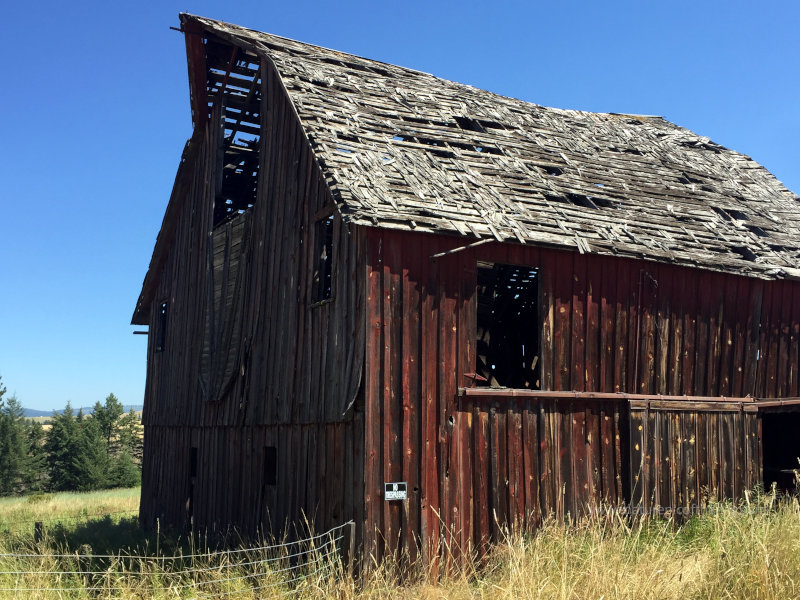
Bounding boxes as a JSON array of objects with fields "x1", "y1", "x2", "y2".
[{"x1": 185, "y1": 13, "x2": 798, "y2": 280}]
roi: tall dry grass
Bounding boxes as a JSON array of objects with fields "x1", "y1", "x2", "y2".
[{"x1": 3, "y1": 487, "x2": 800, "y2": 599}]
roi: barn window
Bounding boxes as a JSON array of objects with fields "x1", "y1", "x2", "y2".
[
  {"x1": 264, "y1": 446, "x2": 277, "y2": 485},
  {"x1": 312, "y1": 215, "x2": 334, "y2": 303},
  {"x1": 207, "y1": 44, "x2": 263, "y2": 228},
  {"x1": 476, "y1": 262, "x2": 540, "y2": 389},
  {"x1": 155, "y1": 301, "x2": 168, "y2": 353}
]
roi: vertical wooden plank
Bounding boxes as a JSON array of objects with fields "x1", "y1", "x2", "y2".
[
  {"x1": 778, "y1": 281, "x2": 793, "y2": 398},
  {"x1": 718, "y1": 276, "x2": 737, "y2": 396},
  {"x1": 682, "y1": 271, "x2": 698, "y2": 396},
  {"x1": 613, "y1": 259, "x2": 630, "y2": 392},
  {"x1": 730, "y1": 277, "x2": 748, "y2": 397},
  {"x1": 694, "y1": 271, "x2": 712, "y2": 396},
  {"x1": 586, "y1": 402, "x2": 602, "y2": 508},
  {"x1": 559, "y1": 399, "x2": 574, "y2": 517},
  {"x1": 586, "y1": 256, "x2": 601, "y2": 392},
  {"x1": 473, "y1": 402, "x2": 490, "y2": 548},
  {"x1": 600, "y1": 258, "x2": 616, "y2": 393},
  {"x1": 790, "y1": 282, "x2": 800, "y2": 398},
  {"x1": 507, "y1": 404, "x2": 524, "y2": 529},
  {"x1": 645, "y1": 407, "x2": 656, "y2": 510},
  {"x1": 554, "y1": 252, "x2": 573, "y2": 391},
  {"x1": 684, "y1": 411, "x2": 698, "y2": 511},
  {"x1": 572, "y1": 254, "x2": 587, "y2": 392},
  {"x1": 743, "y1": 281, "x2": 763, "y2": 398},
  {"x1": 658, "y1": 410, "x2": 672, "y2": 512},
  {"x1": 364, "y1": 229, "x2": 384, "y2": 562},
  {"x1": 763, "y1": 282, "x2": 781, "y2": 398},
  {"x1": 655, "y1": 266, "x2": 672, "y2": 395},
  {"x1": 420, "y1": 235, "x2": 439, "y2": 565},
  {"x1": 539, "y1": 249, "x2": 556, "y2": 391},
  {"x1": 539, "y1": 399, "x2": 556, "y2": 520},
  {"x1": 522, "y1": 400, "x2": 541, "y2": 528},
  {"x1": 457, "y1": 250, "x2": 475, "y2": 554},
  {"x1": 572, "y1": 400, "x2": 588, "y2": 516},
  {"x1": 435, "y1": 247, "x2": 458, "y2": 553},
  {"x1": 401, "y1": 236, "x2": 421, "y2": 561},
  {"x1": 638, "y1": 268, "x2": 657, "y2": 395},
  {"x1": 599, "y1": 402, "x2": 616, "y2": 503},
  {"x1": 668, "y1": 268, "x2": 684, "y2": 396},
  {"x1": 488, "y1": 404, "x2": 501, "y2": 540},
  {"x1": 733, "y1": 409, "x2": 745, "y2": 499},
  {"x1": 695, "y1": 412, "x2": 708, "y2": 508},
  {"x1": 383, "y1": 233, "x2": 403, "y2": 558},
  {"x1": 629, "y1": 407, "x2": 646, "y2": 508}
]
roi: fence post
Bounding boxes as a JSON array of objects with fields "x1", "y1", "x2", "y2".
[
  {"x1": 347, "y1": 520, "x2": 356, "y2": 576},
  {"x1": 34, "y1": 521, "x2": 43, "y2": 543}
]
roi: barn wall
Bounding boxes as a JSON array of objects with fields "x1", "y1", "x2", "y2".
[
  {"x1": 629, "y1": 402, "x2": 761, "y2": 512},
  {"x1": 140, "y1": 416, "x2": 363, "y2": 541},
  {"x1": 140, "y1": 55, "x2": 366, "y2": 536},
  {"x1": 363, "y1": 227, "x2": 800, "y2": 560}
]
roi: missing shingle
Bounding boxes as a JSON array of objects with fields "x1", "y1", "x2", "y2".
[
  {"x1": 731, "y1": 246, "x2": 758, "y2": 261},
  {"x1": 454, "y1": 116, "x2": 486, "y2": 133}
]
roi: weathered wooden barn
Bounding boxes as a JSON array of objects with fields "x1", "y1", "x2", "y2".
[{"x1": 133, "y1": 14, "x2": 800, "y2": 561}]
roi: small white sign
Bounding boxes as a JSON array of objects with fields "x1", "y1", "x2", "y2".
[{"x1": 384, "y1": 482, "x2": 408, "y2": 501}]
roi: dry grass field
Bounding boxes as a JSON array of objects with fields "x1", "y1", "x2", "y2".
[{"x1": 2, "y1": 487, "x2": 800, "y2": 599}]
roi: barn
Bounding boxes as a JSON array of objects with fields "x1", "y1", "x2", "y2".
[{"x1": 133, "y1": 14, "x2": 800, "y2": 562}]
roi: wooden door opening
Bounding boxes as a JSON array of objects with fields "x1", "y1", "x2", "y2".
[{"x1": 762, "y1": 411, "x2": 800, "y2": 493}]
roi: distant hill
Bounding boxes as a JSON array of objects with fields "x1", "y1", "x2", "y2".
[{"x1": 23, "y1": 405, "x2": 143, "y2": 418}]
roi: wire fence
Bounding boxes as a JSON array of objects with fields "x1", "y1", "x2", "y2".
[{"x1": 0, "y1": 520, "x2": 355, "y2": 598}]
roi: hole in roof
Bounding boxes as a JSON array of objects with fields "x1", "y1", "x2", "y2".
[
  {"x1": 594, "y1": 183, "x2": 605, "y2": 188},
  {"x1": 544, "y1": 165, "x2": 563, "y2": 176},
  {"x1": 679, "y1": 173, "x2": 703, "y2": 185},
  {"x1": 732, "y1": 246, "x2": 758, "y2": 261},
  {"x1": 392, "y1": 135, "x2": 405, "y2": 142},
  {"x1": 747, "y1": 225, "x2": 768, "y2": 238},
  {"x1": 430, "y1": 148, "x2": 456, "y2": 159},
  {"x1": 454, "y1": 116, "x2": 486, "y2": 133},
  {"x1": 727, "y1": 209, "x2": 749, "y2": 221}
]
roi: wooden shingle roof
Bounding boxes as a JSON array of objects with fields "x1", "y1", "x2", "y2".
[{"x1": 185, "y1": 14, "x2": 800, "y2": 280}]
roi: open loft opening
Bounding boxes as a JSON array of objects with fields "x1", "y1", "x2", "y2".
[
  {"x1": 761, "y1": 411, "x2": 800, "y2": 493},
  {"x1": 312, "y1": 215, "x2": 334, "y2": 303},
  {"x1": 204, "y1": 36, "x2": 263, "y2": 227},
  {"x1": 476, "y1": 261, "x2": 540, "y2": 389}
]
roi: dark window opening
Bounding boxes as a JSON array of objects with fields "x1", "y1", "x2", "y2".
[
  {"x1": 264, "y1": 446, "x2": 277, "y2": 486},
  {"x1": 312, "y1": 215, "x2": 334, "y2": 302},
  {"x1": 476, "y1": 262, "x2": 540, "y2": 389},
  {"x1": 205, "y1": 41, "x2": 263, "y2": 228},
  {"x1": 762, "y1": 412, "x2": 800, "y2": 493},
  {"x1": 155, "y1": 301, "x2": 168, "y2": 353}
]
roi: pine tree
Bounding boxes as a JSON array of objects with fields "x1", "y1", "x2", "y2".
[
  {"x1": 93, "y1": 393, "x2": 123, "y2": 457},
  {"x1": 73, "y1": 413, "x2": 109, "y2": 491},
  {"x1": 117, "y1": 409, "x2": 143, "y2": 464},
  {"x1": 109, "y1": 450, "x2": 141, "y2": 488},
  {"x1": 0, "y1": 388, "x2": 31, "y2": 495},
  {"x1": 25, "y1": 421, "x2": 47, "y2": 492},
  {"x1": 45, "y1": 403, "x2": 82, "y2": 491}
]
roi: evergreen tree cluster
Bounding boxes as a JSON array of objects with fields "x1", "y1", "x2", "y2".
[{"x1": 0, "y1": 378, "x2": 143, "y2": 495}]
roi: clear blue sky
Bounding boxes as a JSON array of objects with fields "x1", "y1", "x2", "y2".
[{"x1": 0, "y1": 1, "x2": 797, "y2": 411}]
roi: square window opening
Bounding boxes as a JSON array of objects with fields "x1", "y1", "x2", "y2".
[{"x1": 476, "y1": 262, "x2": 540, "y2": 389}]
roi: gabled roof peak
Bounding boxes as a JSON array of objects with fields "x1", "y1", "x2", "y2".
[{"x1": 180, "y1": 14, "x2": 800, "y2": 280}]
